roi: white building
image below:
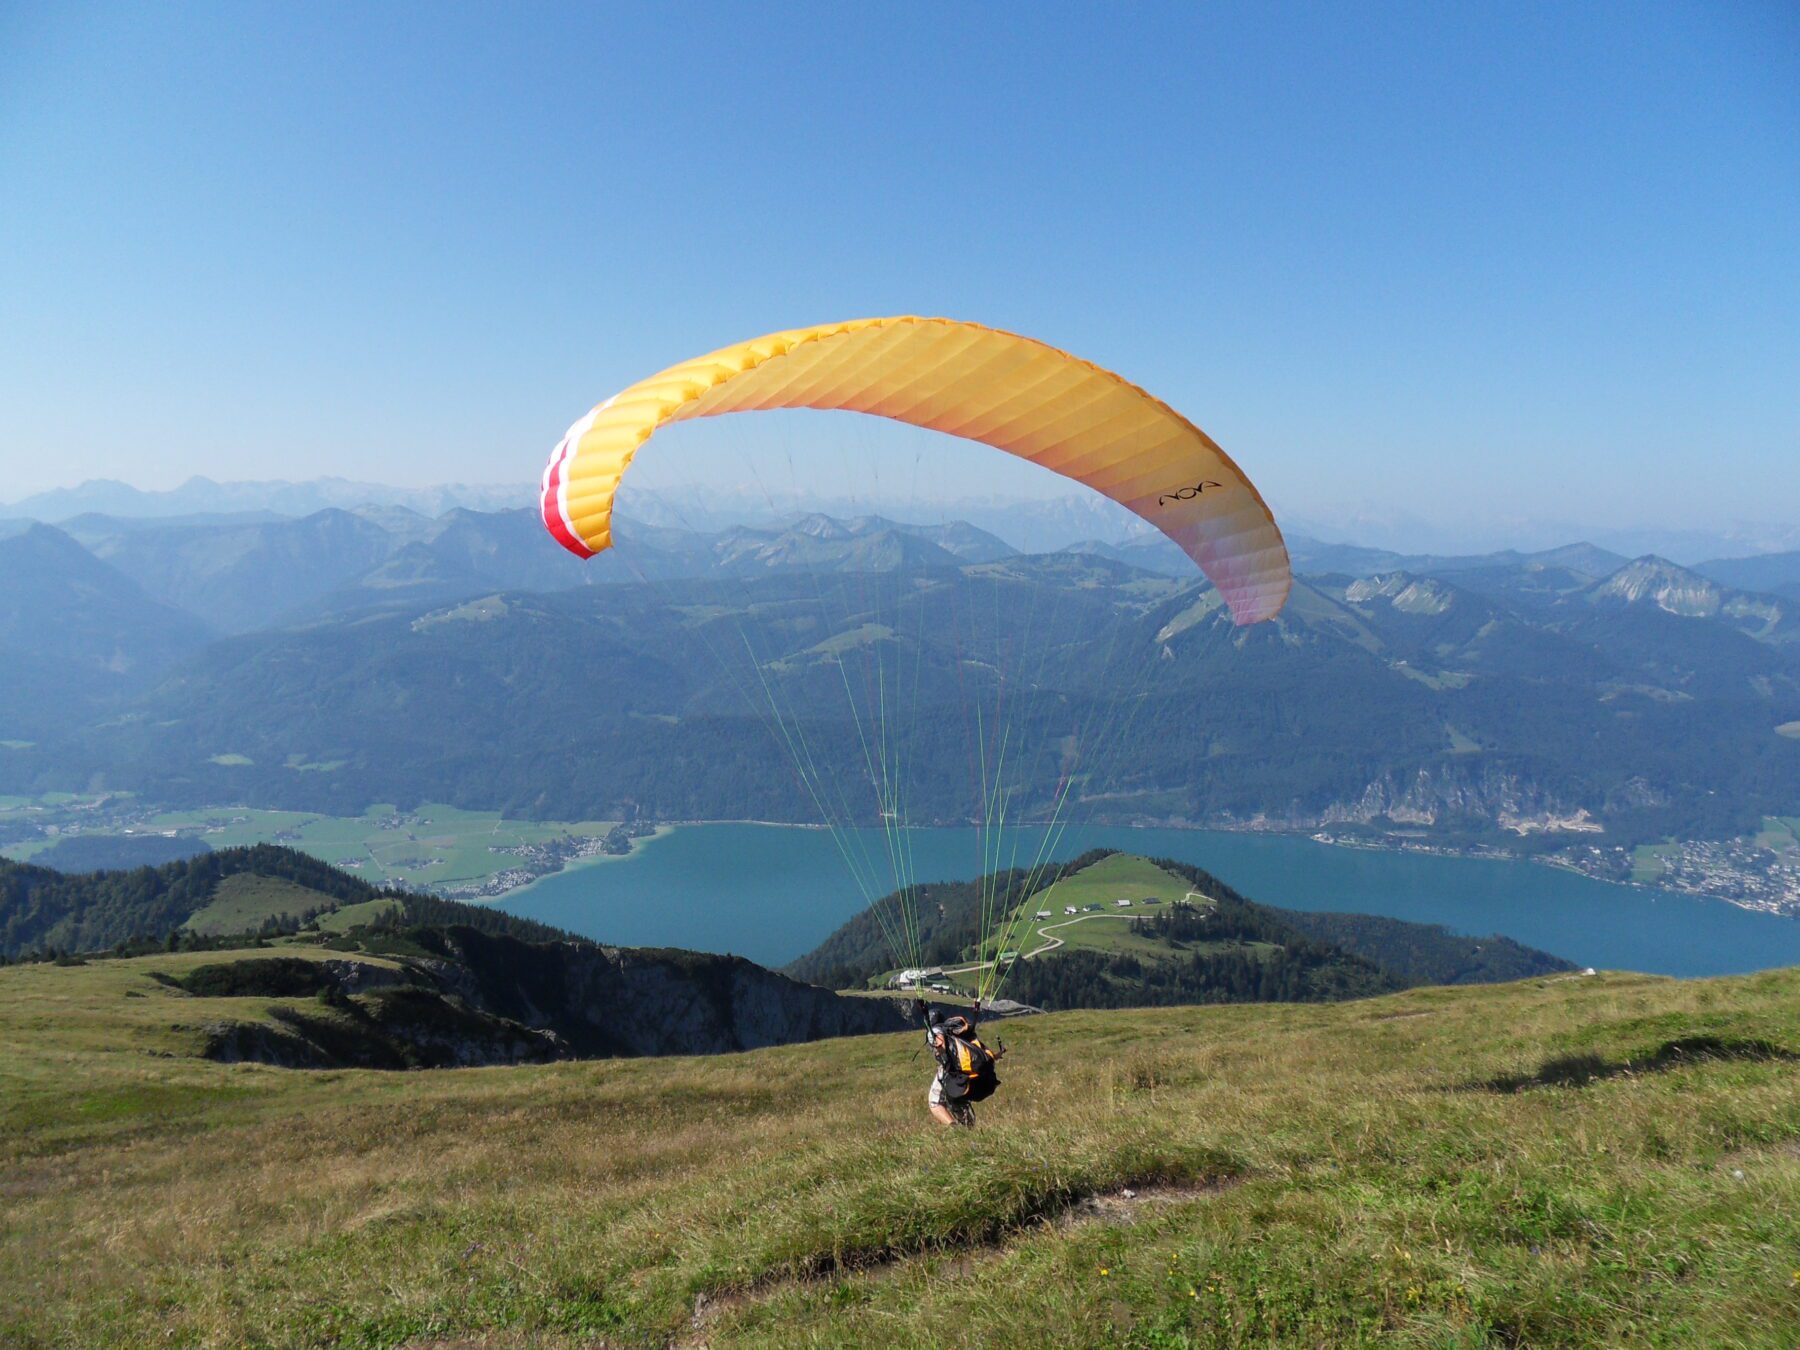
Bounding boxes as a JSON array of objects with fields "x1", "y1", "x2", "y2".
[{"x1": 890, "y1": 966, "x2": 946, "y2": 990}]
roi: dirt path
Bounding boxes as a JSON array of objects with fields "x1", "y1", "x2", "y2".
[{"x1": 943, "y1": 894, "x2": 1218, "y2": 979}]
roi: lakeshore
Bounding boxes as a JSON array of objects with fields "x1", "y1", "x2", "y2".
[{"x1": 496, "y1": 821, "x2": 1800, "y2": 976}]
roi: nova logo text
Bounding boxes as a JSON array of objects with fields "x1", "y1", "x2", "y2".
[{"x1": 1157, "y1": 480, "x2": 1223, "y2": 506}]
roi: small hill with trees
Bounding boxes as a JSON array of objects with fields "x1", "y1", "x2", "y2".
[{"x1": 787, "y1": 851, "x2": 1573, "y2": 1008}]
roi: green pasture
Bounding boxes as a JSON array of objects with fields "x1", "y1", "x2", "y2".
[
  {"x1": 3, "y1": 950, "x2": 1796, "y2": 1347},
  {"x1": 992, "y1": 853, "x2": 1214, "y2": 961},
  {"x1": 1754, "y1": 817, "x2": 1800, "y2": 853},
  {"x1": 184, "y1": 875, "x2": 343, "y2": 936},
  {"x1": 1631, "y1": 843, "x2": 1678, "y2": 884},
  {"x1": 314, "y1": 898, "x2": 405, "y2": 933},
  {"x1": 136, "y1": 803, "x2": 620, "y2": 890}
]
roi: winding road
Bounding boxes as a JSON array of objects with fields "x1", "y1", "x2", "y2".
[{"x1": 942, "y1": 894, "x2": 1217, "y2": 978}]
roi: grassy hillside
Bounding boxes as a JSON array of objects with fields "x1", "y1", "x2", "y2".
[
  {"x1": 0, "y1": 844, "x2": 589, "y2": 961},
  {"x1": 1003, "y1": 852, "x2": 1200, "y2": 957},
  {"x1": 0, "y1": 843, "x2": 385, "y2": 958},
  {"x1": 3, "y1": 954, "x2": 1795, "y2": 1347},
  {"x1": 183, "y1": 873, "x2": 352, "y2": 935}
]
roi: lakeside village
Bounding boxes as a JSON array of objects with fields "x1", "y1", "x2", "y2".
[
  {"x1": 1307, "y1": 828, "x2": 1800, "y2": 918},
  {"x1": 430, "y1": 823, "x2": 660, "y2": 899}
]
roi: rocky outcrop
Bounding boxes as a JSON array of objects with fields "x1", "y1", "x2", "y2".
[
  {"x1": 1208, "y1": 761, "x2": 1595, "y2": 833},
  {"x1": 1318, "y1": 763, "x2": 1589, "y2": 829},
  {"x1": 410, "y1": 927, "x2": 912, "y2": 1057}
]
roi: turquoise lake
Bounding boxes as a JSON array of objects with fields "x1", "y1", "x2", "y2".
[{"x1": 497, "y1": 823, "x2": 1800, "y2": 977}]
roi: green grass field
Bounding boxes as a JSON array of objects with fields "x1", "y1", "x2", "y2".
[
  {"x1": 2, "y1": 950, "x2": 1796, "y2": 1347},
  {"x1": 1631, "y1": 842, "x2": 1679, "y2": 885},
  {"x1": 0, "y1": 793, "x2": 115, "y2": 862},
  {"x1": 137, "y1": 803, "x2": 623, "y2": 891},
  {"x1": 314, "y1": 898, "x2": 405, "y2": 933},
  {"x1": 1754, "y1": 817, "x2": 1800, "y2": 854},
  {"x1": 183, "y1": 874, "x2": 344, "y2": 935},
  {"x1": 989, "y1": 854, "x2": 1222, "y2": 962},
  {"x1": 0, "y1": 836, "x2": 54, "y2": 861},
  {"x1": 923, "y1": 856, "x2": 1253, "y2": 995},
  {"x1": 181, "y1": 876, "x2": 404, "y2": 937},
  {"x1": 1, "y1": 798, "x2": 627, "y2": 891}
]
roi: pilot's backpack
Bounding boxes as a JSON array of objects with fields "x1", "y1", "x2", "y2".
[{"x1": 941, "y1": 1030, "x2": 999, "y2": 1103}]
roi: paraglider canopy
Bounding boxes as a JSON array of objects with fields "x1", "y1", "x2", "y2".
[
  {"x1": 541, "y1": 316, "x2": 1290, "y2": 624},
  {"x1": 537, "y1": 315, "x2": 1292, "y2": 1002}
]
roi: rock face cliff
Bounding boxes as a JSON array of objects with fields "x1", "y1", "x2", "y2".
[
  {"x1": 412, "y1": 926, "x2": 912, "y2": 1057},
  {"x1": 192, "y1": 926, "x2": 915, "y2": 1069}
]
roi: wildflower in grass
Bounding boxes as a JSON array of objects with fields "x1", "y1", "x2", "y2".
[{"x1": 1099, "y1": 1267, "x2": 1110, "y2": 1276}]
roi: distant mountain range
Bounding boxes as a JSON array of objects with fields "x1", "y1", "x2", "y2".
[
  {"x1": 1280, "y1": 509, "x2": 1800, "y2": 568},
  {"x1": 22, "y1": 492, "x2": 1800, "y2": 636},
  {"x1": 11, "y1": 476, "x2": 1799, "y2": 566},
  {"x1": 2, "y1": 506, "x2": 1795, "y2": 857},
  {"x1": 1694, "y1": 551, "x2": 1800, "y2": 603},
  {"x1": 3, "y1": 475, "x2": 533, "y2": 522}
]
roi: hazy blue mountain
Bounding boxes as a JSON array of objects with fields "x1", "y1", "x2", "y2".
[
  {"x1": 1056, "y1": 535, "x2": 1191, "y2": 574},
  {"x1": 1524, "y1": 542, "x2": 1635, "y2": 576},
  {"x1": 3, "y1": 479, "x2": 166, "y2": 521},
  {"x1": 72, "y1": 509, "x2": 400, "y2": 632},
  {"x1": 5, "y1": 475, "x2": 532, "y2": 522},
  {"x1": 5, "y1": 506, "x2": 1794, "y2": 849},
  {"x1": 7, "y1": 537, "x2": 1793, "y2": 849},
  {"x1": 1581, "y1": 557, "x2": 1798, "y2": 648},
  {"x1": 344, "y1": 504, "x2": 444, "y2": 543},
  {"x1": 1104, "y1": 534, "x2": 1633, "y2": 586},
  {"x1": 1283, "y1": 538, "x2": 1629, "y2": 586},
  {"x1": 299, "y1": 509, "x2": 600, "y2": 619},
  {"x1": 57, "y1": 510, "x2": 294, "y2": 537},
  {"x1": 711, "y1": 516, "x2": 962, "y2": 574},
  {"x1": 619, "y1": 488, "x2": 1145, "y2": 554},
  {"x1": 299, "y1": 511, "x2": 1013, "y2": 620},
  {"x1": 0, "y1": 523, "x2": 213, "y2": 673},
  {"x1": 1582, "y1": 525, "x2": 1800, "y2": 567},
  {"x1": 885, "y1": 519, "x2": 1016, "y2": 563},
  {"x1": 1282, "y1": 536, "x2": 1412, "y2": 576},
  {"x1": 1697, "y1": 551, "x2": 1800, "y2": 603},
  {"x1": 0, "y1": 523, "x2": 214, "y2": 736}
]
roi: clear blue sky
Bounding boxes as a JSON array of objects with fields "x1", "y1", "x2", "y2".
[{"x1": 2, "y1": 2, "x2": 1795, "y2": 535}]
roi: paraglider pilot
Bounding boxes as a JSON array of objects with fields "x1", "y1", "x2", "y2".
[{"x1": 915, "y1": 1000, "x2": 1004, "y2": 1127}]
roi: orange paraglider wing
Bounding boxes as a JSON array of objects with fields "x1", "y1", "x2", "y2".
[{"x1": 542, "y1": 316, "x2": 1289, "y2": 623}]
